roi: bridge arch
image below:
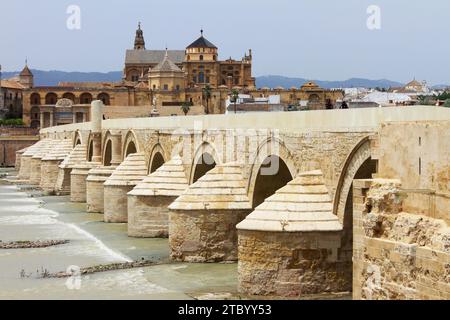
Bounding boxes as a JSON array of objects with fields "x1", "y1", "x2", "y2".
[
  {"x1": 102, "y1": 131, "x2": 113, "y2": 166},
  {"x1": 73, "y1": 130, "x2": 83, "y2": 147},
  {"x1": 247, "y1": 137, "x2": 297, "y2": 208},
  {"x1": 86, "y1": 135, "x2": 94, "y2": 162},
  {"x1": 148, "y1": 143, "x2": 167, "y2": 174},
  {"x1": 122, "y1": 130, "x2": 140, "y2": 158},
  {"x1": 189, "y1": 142, "x2": 220, "y2": 184},
  {"x1": 333, "y1": 137, "x2": 377, "y2": 225}
]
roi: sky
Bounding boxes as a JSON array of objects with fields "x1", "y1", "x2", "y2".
[{"x1": 0, "y1": 0, "x2": 449, "y2": 85}]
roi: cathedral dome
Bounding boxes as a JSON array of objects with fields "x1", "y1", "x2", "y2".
[{"x1": 187, "y1": 30, "x2": 217, "y2": 49}]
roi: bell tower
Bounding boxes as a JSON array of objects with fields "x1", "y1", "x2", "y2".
[{"x1": 134, "y1": 22, "x2": 146, "y2": 50}]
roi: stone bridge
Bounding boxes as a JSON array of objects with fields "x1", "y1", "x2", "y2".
[{"x1": 16, "y1": 103, "x2": 450, "y2": 299}]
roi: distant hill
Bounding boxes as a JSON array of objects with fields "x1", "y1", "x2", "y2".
[
  {"x1": 2, "y1": 70, "x2": 123, "y2": 86},
  {"x1": 2, "y1": 69, "x2": 440, "y2": 89},
  {"x1": 255, "y1": 75, "x2": 405, "y2": 89}
]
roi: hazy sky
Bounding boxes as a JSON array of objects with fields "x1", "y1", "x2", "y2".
[{"x1": 1, "y1": 0, "x2": 449, "y2": 84}]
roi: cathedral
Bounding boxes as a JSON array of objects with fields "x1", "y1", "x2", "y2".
[{"x1": 124, "y1": 23, "x2": 255, "y2": 90}]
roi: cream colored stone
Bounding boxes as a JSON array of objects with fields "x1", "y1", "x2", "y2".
[
  {"x1": 237, "y1": 170, "x2": 342, "y2": 232},
  {"x1": 169, "y1": 163, "x2": 252, "y2": 262},
  {"x1": 128, "y1": 156, "x2": 189, "y2": 238},
  {"x1": 104, "y1": 153, "x2": 147, "y2": 223},
  {"x1": 86, "y1": 165, "x2": 117, "y2": 213},
  {"x1": 55, "y1": 144, "x2": 87, "y2": 195}
]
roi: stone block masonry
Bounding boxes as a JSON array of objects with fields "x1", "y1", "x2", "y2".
[
  {"x1": 103, "y1": 153, "x2": 148, "y2": 223},
  {"x1": 237, "y1": 171, "x2": 351, "y2": 297},
  {"x1": 353, "y1": 179, "x2": 450, "y2": 300}
]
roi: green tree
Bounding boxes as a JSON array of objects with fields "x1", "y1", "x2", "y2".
[
  {"x1": 202, "y1": 85, "x2": 212, "y2": 115},
  {"x1": 444, "y1": 99, "x2": 450, "y2": 108},
  {"x1": 231, "y1": 89, "x2": 240, "y2": 114},
  {"x1": 181, "y1": 101, "x2": 191, "y2": 116}
]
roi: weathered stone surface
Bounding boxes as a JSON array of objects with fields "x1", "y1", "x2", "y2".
[
  {"x1": 104, "y1": 153, "x2": 147, "y2": 223},
  {"x1": 18, "y1": 139, "x2": 49, "y2": 180},
  {"x1": 55, "y1": 144, "x2": 87, "y2": 195},
  {"x1": 86, "y1": 165, "x2": 117, "y2": 213},
  {"x1": 237, "y1": 170, "x2": 348, "y2": 297},
  {"x1": 15, "y1": 147, "x2": 28, "y2": 171},
  {"x1": 29, "y1": 140, "x2": 58, "y2": 185},
  {"x1": 353, "y1": 179, "x2": 450, "y2": 300},
  {"x1": 169, "y1": 163, "x2": 252, "y2": 262},
  {"x1": 128, "y1": 156, "x2": 189, "y2": 238},
  {"x1": 70, "y1": 162, "x2": 100, "y2": 203},
  {"x1": 238, "y1": 230, "x2": 351, "y2": 297},
  {"x1": 238, "y1": 170, "x2": 342, "y2": 232},
  {"x1": 40, "y1": 140, "x2": 73, "y2": 193}
]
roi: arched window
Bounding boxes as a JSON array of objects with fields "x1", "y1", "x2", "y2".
[
  {"x1": 45, "y1": 93, "x2": 58, "y2": 105},
  {"x1": 62, "y1": 92, "x2": 76, "y2": 103},
  {"x1": 80, "y1": 93, "x2": 93, "y2": 104},
  {"x1": 97, "y1": 93, "x2": 110, "y2": 105},
  {"x1": 199, "y1": 55, "x2": 204, "y2": 61},
  {"x1": 30, "y1": 93, "x2": 41, "y2": 105},
  {"x1": 198, "y1": 72, "x2": 205, "y2": 83}
]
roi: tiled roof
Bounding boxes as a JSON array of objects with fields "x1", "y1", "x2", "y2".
[
  {"x1": 125, "y1": 50, "x2": 185, "y2": 65},
  {"x1": 1, "y1": 80, "x2": 25, "y2": 90},
  {"x1": 187, "y1": 36, "x2": 217, "y2": 49},
  {"x1": 151, "y1": 52, "x2": 182, "y2": 73},
  {"x1": 20, "y1": 65, "x2": 33, "y2": 77}
]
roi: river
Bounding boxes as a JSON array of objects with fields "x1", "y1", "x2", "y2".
[{"x1": 0, "y1": 168, "x2": 238, "y2": 300}]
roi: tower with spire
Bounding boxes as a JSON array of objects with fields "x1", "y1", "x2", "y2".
[
  {"x1": 134, "y1": 22, "x2": 146, "y2": 50},
  {"x1": 19, "y1": 60, "x2": 34, "y2": 89}
]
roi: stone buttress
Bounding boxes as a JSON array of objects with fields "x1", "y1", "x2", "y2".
[
  {"x1": 237, "y1": 170, "x2": 350, "y2": 297},
  {"x1": 15, "y1": 146, "x2": 29, "y2": 171},
  {"x1": 55, "y1": 144, "x2": 87, "y2": 196},
  {"x1": 128, "y1": 156, "x2": 189, "y2": 238},
  {"x1": 86, "y1": 165, "x2": 118, "y2": 213},
  {"x1": 103, "y1": 153, "x2": 147, "y2": 223},
  {"x1": 40, "y1": 140, "x2": 73, "y2": 194},
  {"x1": 169, "y1": 163, "x2": 252, "y2": 263},
  {"x1": 29, "y1": 140, "x2": 58, "y2": 185},
  {"x1": 18, "y1": 139, "x2": 49, "y2": 181},
  {"x1": 70, "y1": 161, "x2": 101, "y2": 203}
]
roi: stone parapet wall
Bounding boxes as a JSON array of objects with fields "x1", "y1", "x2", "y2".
[{"x1": 353, "y1": 179, "x2": 450, "y2": 300}]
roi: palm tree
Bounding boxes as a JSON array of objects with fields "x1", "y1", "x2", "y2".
[
  {"x1": 231, "y1": 89, "x2": 239, "y2": 114},
  {"x1": 202, "y1": 85, "x2": 212, "y2": 115},
  {"x1": 181, "y1": 101, "x2": 191, "y2": 116}
]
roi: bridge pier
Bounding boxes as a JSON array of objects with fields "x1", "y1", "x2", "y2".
[
  {"x1": 86, "y1": 166, "x2": 117, "y2": 213},
  {"x1": 169, "y1": 163, "x2": 252, "y2": 263},
  {"x1": 103, "y1": 152, "x2": 147, "y2": 223},
  {"x1": 15, "y1": 147, "x2": 28, "y2": 171},
  {"x1": 40, "y1": 139, "x2": 73, "y2": 194},
  {"x1": 55, "y1": 144, "x2": 87, "y2": 195},
  {"x1": 71, "y1": 162, "x2": 100, "y2": 203},
  {"x1": 29, "y1": 140, "x2": 57, "y2": 185},
  {"x1": 237, "y1": 171, "x2": 350, "y2": 297},
  {"x1": 18, "y1": 139, "x2": 48, "y2": 181},
  {"x1": 128, "y1": 156, "x2": 190, "y2": 238}
]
